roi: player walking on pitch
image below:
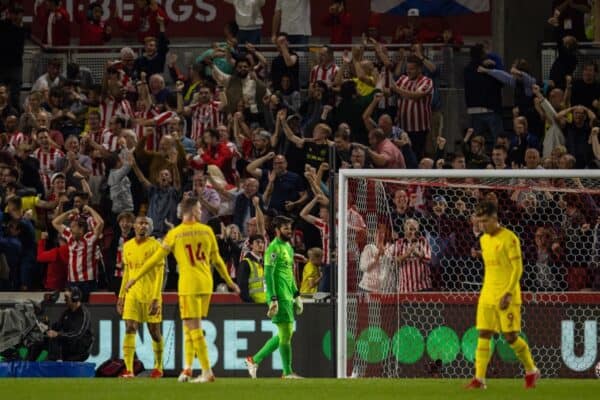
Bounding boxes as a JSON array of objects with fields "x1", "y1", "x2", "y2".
[
  {"x1": 466, "y1": 201, "x2": 540, "y2": 389},
  {"x1": 126, "y1": 198, "x2": 240, "y2": 383},
  {"x1": 246, "y1": 216, "x2": 303, "y2": 379},
  {"x1": 117, "y1": 216, "x2": 165, "y2": 378}
]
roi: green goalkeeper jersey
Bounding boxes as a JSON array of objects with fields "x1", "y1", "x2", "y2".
[{"x1": 264, "y1": 237, "x2": 298, "y2": 302}]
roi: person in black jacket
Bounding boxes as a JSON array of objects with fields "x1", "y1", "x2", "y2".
[
  {"x1": 463, "y1": 44, "x2": 504, "y2": 152},
  {"x1": 0, "y1": 4, "x2": 28, "y2": 110},
  {"x1": 46, "y1": 286, "x2": 94, "y2": 361},
  {"x1": 132, "y1": 15, "x2": 169, "y2": 81}
]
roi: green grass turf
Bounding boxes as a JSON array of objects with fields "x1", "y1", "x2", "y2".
[{"x1": 0, "y1": 378, "x2": 597, "y2": 400}]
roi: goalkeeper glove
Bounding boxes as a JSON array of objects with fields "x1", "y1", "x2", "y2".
[
  {"x1": 267, "y1": 300, "x2": 279, "y2": 318},
  {"x1": 294, "y1": 296, "x2": 303, "y2": 315}
]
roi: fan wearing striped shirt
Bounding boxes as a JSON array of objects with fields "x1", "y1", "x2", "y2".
[
  {"x1": 394, "y1": 218, "x2": 432, "y2": 293},
  {"x1": 176, "y1": 81, "x2": 222, "y2": 144},
  {"x1": 310, "y1": 45, "x2": 338, "y2": 88},
  {"x1": 52, "y1": 205, "x2": 104, "y2": 302},
  {"x1": 390, "y1": 55, "x2": 434, "y2": 160}
]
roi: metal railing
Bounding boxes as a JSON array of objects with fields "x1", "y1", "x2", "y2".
[
  {"x1": 541, "y1": 41, "x2": 600, "y2": 81},
  {"x1": 23, "y1": 41, "x2": 473, "y2": 90}
]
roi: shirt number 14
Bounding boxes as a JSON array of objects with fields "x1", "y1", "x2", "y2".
[{"x1": 185, "y1": 243, "x2": 206, "y2": 266}]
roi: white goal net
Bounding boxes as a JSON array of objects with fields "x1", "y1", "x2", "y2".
[{"x1": 337, "y1": 169, "x2": 600, "y2": 379}]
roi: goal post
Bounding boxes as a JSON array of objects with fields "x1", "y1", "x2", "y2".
[{"x1": 337, "y1": 169, "x2": 600, "y2": 379}]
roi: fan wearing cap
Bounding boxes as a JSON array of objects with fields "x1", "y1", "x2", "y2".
[
  {"x1": 46, "y1": 286, "x2": 94, "y2": 361},
  {"x1": 46, "y1": 172, "x2": 68, "y2": 206}
]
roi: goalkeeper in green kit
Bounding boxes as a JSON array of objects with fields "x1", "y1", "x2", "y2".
[{"x1": 245, "y1": 216, "x2": 303, "y2": 379}]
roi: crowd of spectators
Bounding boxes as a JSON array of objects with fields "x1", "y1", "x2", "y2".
[{"x1": 0, "y1": 0, "x2": 599, "y2": 300}]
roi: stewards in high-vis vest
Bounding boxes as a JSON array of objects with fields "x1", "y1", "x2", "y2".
[{"x1": 237, "y1": 235, "x2": 266, "y2": 303}]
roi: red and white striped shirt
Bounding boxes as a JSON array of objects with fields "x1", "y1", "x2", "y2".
[
  {"x1": 114, "y1": 234, "x2": 128, "y2": 278},
  {"x1": 394, "y1": 236, "x2": 432, "y2": 293},
  {"x1": 134, "y1": 108, "x2": 157, "y2": 143},
  {"x1": 310, "y1": 63, "x2": 339, "y2": 87},
  {"x1": 396, "y1": 74, "x2": 433, "y2": 132},
  {"x1": 100, "y1": 98, "x2": 134, "y2": 128},
  {"x1": 136, "y1": 110, "x2": 177, "y2": 151},
  {"x1": 190, "y1": 101, "x2": 221, "y2": 143},
  {"x1": 62, "y1": 228, "x2": 98, "y2": 283},
  {"x1": 313, "y1": 217, "x2": 330, "y2": 265},
  {"x1": 88, "y1": 129, "x2": 104, "y2": 145},
  {"x1": 33, "y1": 147, "x2": 64, "y2": 193},
  {"x1": 8, "y1": 131, "x2": 25, "y2": 149},
  {"x1": 101, "y1": 129, "x2": 120, "y2": 152}
]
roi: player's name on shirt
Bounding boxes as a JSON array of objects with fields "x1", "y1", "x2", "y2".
[{"x1": 170, "y1": 229, "x2": 211, "y2": 240}]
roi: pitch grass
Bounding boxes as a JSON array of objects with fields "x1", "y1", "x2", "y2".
[{"x1": 0, "y1": 378, "x2": 597, "y2": 400}]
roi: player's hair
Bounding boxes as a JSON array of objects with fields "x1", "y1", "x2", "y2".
[
  {"x1": 307, "y1": 247, "x2": 323, "y2": 259},
  {"x1": 180, "y1": 197, "x2": 199, "y2": 216},
  {"x1": 475, "y1": 200, "x2": 498, "y2": 218},
  {"x1": 272, "y1": 216, "x2": 293, "y2": 230}
]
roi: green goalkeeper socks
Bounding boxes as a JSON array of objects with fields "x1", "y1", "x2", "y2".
[{"x1": 278, "y1": 323, "x2": 294, "y2": 375}]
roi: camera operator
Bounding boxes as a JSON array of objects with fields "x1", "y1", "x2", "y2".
[{"x1": 46, "y1": 287, "x2": 94, "y2": 362}]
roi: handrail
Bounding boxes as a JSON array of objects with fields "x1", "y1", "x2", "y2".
[
  {"x1": 26, "y1": 40, "x2": 475, "y2": 53},
  {"x1": 541, "y1": 41, "x2": 600, "y2": 47}
]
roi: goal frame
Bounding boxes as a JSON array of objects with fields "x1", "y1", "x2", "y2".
[{"x1": 336, "y1": 168, "x2": 600, "y2": 378}]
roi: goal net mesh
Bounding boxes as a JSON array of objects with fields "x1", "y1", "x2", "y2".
[{"x1": 340, "y1": 174, "x2": 600, "y2": 378}]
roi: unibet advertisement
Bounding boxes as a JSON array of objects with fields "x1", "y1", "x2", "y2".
[
  {"x1": 30, "y1": 297, "x2": 600, "y2": 378},
  {"x1": 44, "y1": 303, "x2": 335, "y2": 377}
]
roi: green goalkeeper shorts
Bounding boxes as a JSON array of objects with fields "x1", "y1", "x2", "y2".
[{"x1": 272, "y1": 300, "x2": 295, "y2": 323}]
